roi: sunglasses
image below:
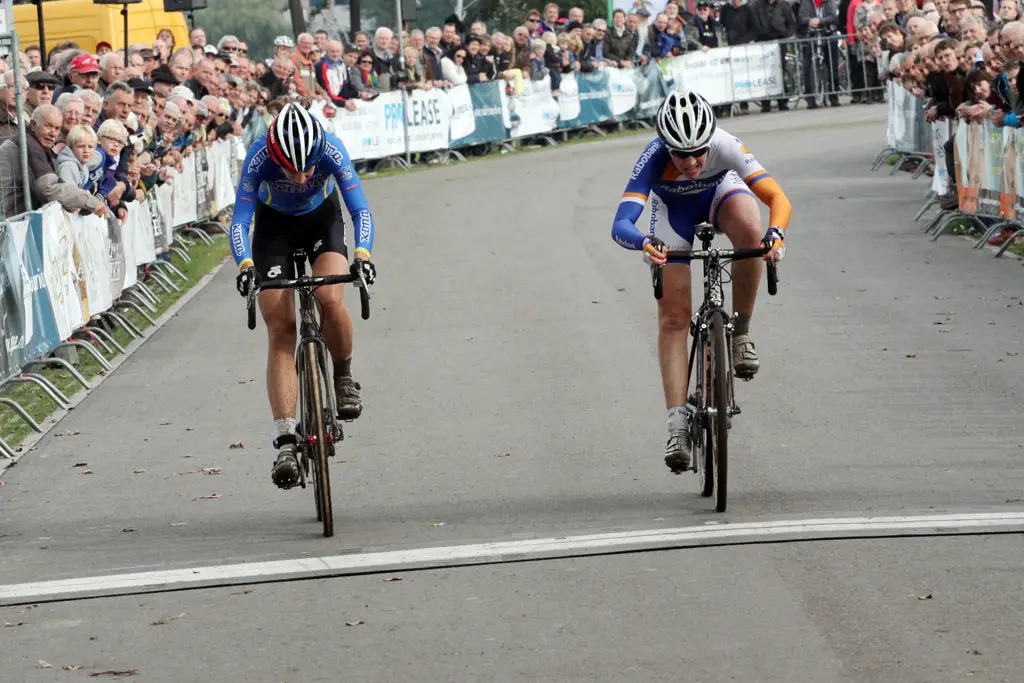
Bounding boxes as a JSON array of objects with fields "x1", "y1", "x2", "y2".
[
  {"x1": 359, "y1": 59, "x2": 373, "y2": 64},
  {"x1": 669, "y1": 147, "x2": 709, "y2": 159}
]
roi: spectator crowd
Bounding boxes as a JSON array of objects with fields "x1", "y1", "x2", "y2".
[
  {"x1": 872, "y1": 0, "x2": 1024, "y2": 244},
  {"x1": 6, "y1": 0, "x2": 1018, "y2": 230}
]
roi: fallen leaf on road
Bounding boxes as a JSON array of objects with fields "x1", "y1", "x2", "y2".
[
  {"x1": 89, "y1": 670, "x2": 138, "y2": 677},
  {"x1": 856, "y1": 288, "x2": 867, "y2": 292},
  {"x1": 918, "y1": 593, "x2": 933, "y2": 600},
  {"x1": 934, "y1": 295, "x2": 949, "y2": 300},
  {"x1": 228, "y1": 442, "x2": 244, "y2": 449},
  {"x1": 879, "y1": 347, "x2": 888, "y2": 351},
  {"x1": 1008, "y1": 352, "x2": 1019, "y2": 357},
  {"x1": 345, "y1": 621, "x2": 364, "y2": 626},
  {"x1": 63, "y1": 665, "x2": 83, "y2": 671},
  {"x1": 429, "y1": 522, "x2": 445, "y2": 527},
  {"x1": 38, "y1": 661, "x2": 52, "y2": 668},
  {"x1": 4, "y1": 622, "x2": 24, "y2": 627},
  {"x1": 230, "y1": 589, "x2": 255, "y2": 595},
  {"x1": 151, "y1": 613, "x2": 186, "y2": 625},
  {"x1": 133, "y1": 469, "x2": 146, "y2": 474},
  {"x1": 616, "y1": 287, "x2": 625, "y2": 292},
  {"x1": 967, "y1": 649, "x2": 982, "y2": 656},
  {"x1": 73, "y1": 462, "x2": 88, "y2": 468},
  {"x1": 199, "y1": 493, "x2": 221, "y2": 500},
  {"x1": 169, "y1": 522, "x2": 187, "y2": 527},
  {"x1": 906, "y1": 354, "x2": 917, "y2": 359},
  {"x1": 494, "y1": 453, "x2": 511, "y2": 458},
  {"x1": 200, "y1": 467, "x2": 223, "y2": 475},
  {"x1": 121, "y1": 528, "x2": 136, "y2": 533},
  {"x1": 186, "y1": 428, "x2": 193, "y2": 432},
  {"x1": 383, "y1": 577, "x2": 403, "y2": 582},
  {"x1": 1006, "y1": 498, "x2": 1021, "y2": 503},
  {"x1": 237, "y1": 379, "x2": 254, "y2": 384},
  {"x1": 80, "y1": 470, "x2": 94, "y2": 475},
  {"x1": 933, "y1": 321, "x2": 944, "y2": 325},
  {"x1": 56, "y1": 431, "x2": 81, "y2": 437}
]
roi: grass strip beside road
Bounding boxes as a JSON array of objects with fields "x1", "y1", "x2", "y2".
[{"x1": 0, "y1": 235, "x2": 229, "y2": 453}]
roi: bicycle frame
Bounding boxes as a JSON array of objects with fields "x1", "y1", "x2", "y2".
[{"x1": 686, "y1": 227, "x2": 736, "y2": 424}]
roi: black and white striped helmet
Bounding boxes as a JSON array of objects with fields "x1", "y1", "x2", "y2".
[
  {"x1": 656, "y1": 90, "x2": 716, "y2": 153},
  {"x1": 266, "y1": 102, "x2": 327, "y2": 173}
]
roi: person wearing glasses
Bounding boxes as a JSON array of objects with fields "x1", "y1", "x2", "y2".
[
  {"x1": 25, "y1": 70, "x2": 59, "y2": 117},
  {"x1": 610, "y1": 90, "x2": 791, "y2": 473}
]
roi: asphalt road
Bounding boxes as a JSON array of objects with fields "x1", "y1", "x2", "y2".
[{"x1": 2, "y1": 104, "x2": 1024, "y2": 682}]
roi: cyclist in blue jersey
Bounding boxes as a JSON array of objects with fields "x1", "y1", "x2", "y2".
[
  {"x1": 231, "y1": 102, "x2": 377, "y2": 490},
  {"x1": 611, "y1": 90, "x2": 791, "y2": 473}
]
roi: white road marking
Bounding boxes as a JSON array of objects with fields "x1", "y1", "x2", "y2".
[{"x1": 2, "y1": 511, "x2": 1022, "y2": 605}]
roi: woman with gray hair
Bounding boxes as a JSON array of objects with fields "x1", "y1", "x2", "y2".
[{"x1": 53, "y1": 91, "x2": 85, "y2": 153}]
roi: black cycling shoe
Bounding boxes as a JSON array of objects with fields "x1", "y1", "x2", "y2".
[
  {"x1": 271, "y1": 435, "x2": 300, "y2": 490},
  {"x1": 335, "y1": 375, "x2": 363, "y2": 420}
]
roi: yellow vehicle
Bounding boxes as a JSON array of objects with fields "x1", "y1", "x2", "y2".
[{"x1": 13, "y1": 0, "x2": 189, "y2": 56}]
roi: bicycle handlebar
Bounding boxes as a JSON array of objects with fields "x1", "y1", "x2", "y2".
[
  {"x1": 651, "y1": 244, "x2": 780, "y2": 300},
  {"x1": 245, "y1": 273, "x2": 372, "y2": 330}
]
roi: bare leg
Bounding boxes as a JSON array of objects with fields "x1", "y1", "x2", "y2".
[
  {"x1": 310, "y1": 251, "x2": 353, "y2": 365},
  {"x1": 716, "y1": 193, "x2": 764, "y2": 317},
  {"x1": 657, "y1": 263, "x2": 693, "y2": 408},
  {"x1": 260, "y1": 288, "x2": 298, "y2": 420}
]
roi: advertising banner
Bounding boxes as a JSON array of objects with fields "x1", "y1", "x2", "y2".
[
  {"x1": 38, "y1": 204, "x2": 85, "y2": 341},
  {"x1": 9, "y1": 216, "x2": 61, "y2": 362},
  {"x1": 667, "y1": 43, "x2": 784, "y2": 105},
  {"x1": 451, "y1": 81, "x2": 507, "y2": 147}
]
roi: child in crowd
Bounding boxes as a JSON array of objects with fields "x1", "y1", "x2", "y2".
[
  {"x1": 56, "y1": 124, "x2": 102, "y2": 194},
  {"x1": 96, "y1": 119, "x2": 130, "y2": 221},
  {"x1": 658, "y1": 20, "x2": 682, "y2": 58}
]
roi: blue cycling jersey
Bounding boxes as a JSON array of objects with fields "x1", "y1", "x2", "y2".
[{"x1": 230, "y1": 130, "x2": 375, "y2": 268}]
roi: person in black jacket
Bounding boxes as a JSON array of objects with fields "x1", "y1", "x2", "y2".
[
  {"x1": 721, "y1": 0, "x2": 759, "y2": 113},
  {"x1": 797, "y1": 0, "x2": 842, "y2": 108},
  {"x1": 752, "y1": 0, "x2": 797, "y2": 111}
]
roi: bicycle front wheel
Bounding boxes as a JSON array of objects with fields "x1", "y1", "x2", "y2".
[
  {"x1": 709, "y1": 311, "x2": 729, "y2": 513},
  {"x1": 303, "y1": 341, "x2": 334, "y2": 537}
]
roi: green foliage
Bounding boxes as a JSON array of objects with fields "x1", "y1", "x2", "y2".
[{"x1": 197, "y1": 0, "x2": 291, "y2": 61}]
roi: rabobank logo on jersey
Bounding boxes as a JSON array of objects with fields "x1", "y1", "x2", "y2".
[{"x1": 630, "y1": 139, "x2": 662, "y2": 181}]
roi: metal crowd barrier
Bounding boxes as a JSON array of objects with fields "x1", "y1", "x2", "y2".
[
  {"x1": 876, "y1": 81, "x2": 1024, "y2": 257},
  {"x1": 0, "y1": 140, "x2": 239, "y2": 459}
]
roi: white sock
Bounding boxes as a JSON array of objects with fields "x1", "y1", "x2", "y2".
[
  {"x1": 667, "y1": 406, "x2": 689, "y2": 434},
  {"x1": 274, "y1": 418, "x2": 297, "y2": 438}
]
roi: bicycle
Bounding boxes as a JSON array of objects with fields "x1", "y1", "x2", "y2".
[
  {"x1": 651, "y1": 223, "x2": 779, "y2": 513},
  {"x1": 244, "y1": 249, "x2": 372, "y2": 537}
]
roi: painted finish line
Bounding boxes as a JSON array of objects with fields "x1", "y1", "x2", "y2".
[{"x1": 2, "y1": 511, "x2": 1023, "y2": 605}]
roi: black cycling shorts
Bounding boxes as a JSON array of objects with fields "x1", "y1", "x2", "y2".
[{"x1": 251, "y1": 191, "x2": 348, "y2": 280}]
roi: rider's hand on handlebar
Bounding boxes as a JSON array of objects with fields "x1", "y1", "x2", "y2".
[
  {"x1": 643, "y1": 236, "x2": 667, "y2": 267},
  {"x1": 762, "y1": 227, "x2": 786, "y2": 264},
  {"x1": 236, "y1": 266, "x2": 259, "y2": 298},
  {"x1": 350, "y1": 258, "x2": 376, "y2": 287}
]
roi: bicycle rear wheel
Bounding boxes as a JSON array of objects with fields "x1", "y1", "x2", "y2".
[
  {"x1": 303, "y1": 341, "x2": 334, "y2": 537},
  {"x1": 709, "y1": 311, "x2": 729, "y2": 512}
]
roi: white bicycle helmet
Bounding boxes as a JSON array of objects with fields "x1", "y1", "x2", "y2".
[{"x1": 656, "y1": 90, "x2": 716, "y2": 152}]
